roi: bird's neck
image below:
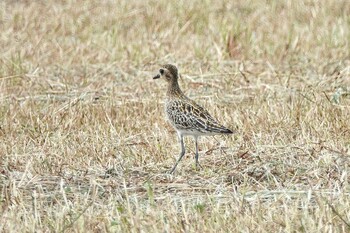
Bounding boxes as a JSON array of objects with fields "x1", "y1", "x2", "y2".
[{"x1": 167, "y1": 80, "x2": 184, "y2": 98}]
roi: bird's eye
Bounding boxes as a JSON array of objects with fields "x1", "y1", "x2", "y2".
[{"x1": 160, "y1": 69, "x2": 164, "y2": 75}]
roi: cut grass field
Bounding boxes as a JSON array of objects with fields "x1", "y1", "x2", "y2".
[{"x1": 1, "y1": 0, "x2": 350, "y2": 232}]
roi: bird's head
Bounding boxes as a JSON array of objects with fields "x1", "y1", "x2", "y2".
[{"x1": 153, "y1": 64, "x2": 178, "y2": 83}]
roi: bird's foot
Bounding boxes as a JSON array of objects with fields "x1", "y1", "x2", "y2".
[{"x1": 195, "y1": 162, "x2": 203, "y2": 170}]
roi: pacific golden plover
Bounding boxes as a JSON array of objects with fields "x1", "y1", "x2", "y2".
[{"x1": 153, "y1": 64, "x2": 233, "y2": 173}]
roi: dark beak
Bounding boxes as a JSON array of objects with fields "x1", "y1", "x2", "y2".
[{"x1": 153, "y1": 74, "x2": 160, "y2": 79}]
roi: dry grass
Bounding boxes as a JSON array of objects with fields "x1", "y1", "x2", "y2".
[{"x1": 1, "y1": 0, "x2": 350, "y2": 232}]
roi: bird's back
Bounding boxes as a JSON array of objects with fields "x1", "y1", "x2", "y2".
[{"x1": 165, "y1": 96, "x2": 233, "y2": 136}]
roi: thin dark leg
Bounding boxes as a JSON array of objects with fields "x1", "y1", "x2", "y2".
[
  {"x1": 195, "y1": 137, "x2": 203, "y2": 170},
  {"x1": 169, "y1": 134, "x2": 185, "y2": 174}
]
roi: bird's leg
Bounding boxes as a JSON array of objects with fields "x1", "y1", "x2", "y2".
[
  {"x1": 195, "y1": 136, "x2": 203, "y2": 170},
  {"x1": 169, "y1": 134, "x2": 185, "y2": 174}
]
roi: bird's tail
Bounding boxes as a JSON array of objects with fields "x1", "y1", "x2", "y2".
[{"x1": 207, "y1": 125, "x2": 234, "y2": 134}]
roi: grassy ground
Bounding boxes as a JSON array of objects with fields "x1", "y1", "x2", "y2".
[{"x1": 1, "y1": 0, "x2": 350, "y2": 232}]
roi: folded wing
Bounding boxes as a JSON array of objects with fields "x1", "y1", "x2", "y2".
[{"x1": 166, "y1": 99, "x2": 233, "y2": 134}]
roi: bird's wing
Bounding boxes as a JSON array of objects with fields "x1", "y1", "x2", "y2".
[{"x1": 166, "y1": 99, "x2": 232, "y2": 134}]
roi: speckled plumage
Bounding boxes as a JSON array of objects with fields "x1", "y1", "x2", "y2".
[
  {"x1": 165, "y1": 98, "x2": 232, "y2": 136},
  {"x1": 153, "y1": 64, "x2": 233, "y2": 173}
]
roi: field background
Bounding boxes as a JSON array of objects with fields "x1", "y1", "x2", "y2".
[{"x1": 1, "y1": 0, "x2": 350, "y2": 232}]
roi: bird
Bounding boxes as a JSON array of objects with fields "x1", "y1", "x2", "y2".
[{"x1": 153, "y1": 64, "x2": 233, "y2": 174}]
